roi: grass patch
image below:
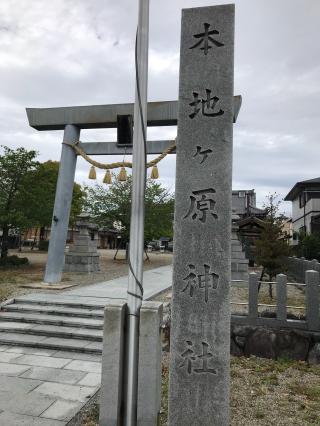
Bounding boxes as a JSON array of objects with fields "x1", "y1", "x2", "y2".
[
  {"x1": 159, "y1": 363, "x2": 169, "y2": 426},
  {"x1": 81, "y1": 356, "x2": 320, "y2": 425},
  {"x1": 289, "y1": 383, "x2": 320, "y2": 401},
  {"x1": 80, "y1": 402, "x2": 99, "y2": 426}
]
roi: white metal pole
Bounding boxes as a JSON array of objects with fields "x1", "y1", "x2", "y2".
[{"x1": 125, "y1": 0, "x2": 149, "y2": 425}]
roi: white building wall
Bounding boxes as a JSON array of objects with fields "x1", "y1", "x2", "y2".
[{"x1": 292, "y1": 197, "x2": 320, "y2": 235}]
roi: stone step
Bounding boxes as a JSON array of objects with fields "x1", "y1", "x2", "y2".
[
  {"x1": 0, "y1": 312, "x2": 104, "y2": 329},
  {"x1": 3, "y1": 303, "x2": 104, "y2": 318},
  {"x1": 14, "y1": 296, "x2": 107, "y2": 310},
  {"x1": 0, "y1": 321, "x2": 103, "y2": 341},
  {"x1": 0, "y1": 331, "x2": 102, "y2": 354}
]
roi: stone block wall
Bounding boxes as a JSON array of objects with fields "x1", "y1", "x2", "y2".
[
  {"x1": 231, "y1": 324, "x2": 320, "y2": 364},
  {"x1": 287, "y1": 256, "x2": 320, "y2": 283}
]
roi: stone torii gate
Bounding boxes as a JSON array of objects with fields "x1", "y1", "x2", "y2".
[{"x1": 26, "y1": 97, "x2": 241, "y2": 284}]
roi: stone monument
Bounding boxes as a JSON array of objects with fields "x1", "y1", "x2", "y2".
[
  {"x1": 231, "y1": 211, "x2": 249, "y2": 282},
  {"x1": 168, "y1": 5, "x2": 234, "y2": 425},
  {"x1": 64, "y1": 213, "x2": 100, "y2": 272}
]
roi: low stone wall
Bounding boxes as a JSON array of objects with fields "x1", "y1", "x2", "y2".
[
  {"x1": 231, "y1": 323, "x2": 320, "y2": 363},
  {"x1": 287, "y1": 256, "x2": 320, "y2": 282},
  {"x1": 162, "y1": 304, "x2": 320, "y2": 364}
]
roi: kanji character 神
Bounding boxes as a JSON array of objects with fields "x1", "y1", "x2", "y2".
[{"x1": 182, "y1": 263, "x2": 219, "y2": 303}]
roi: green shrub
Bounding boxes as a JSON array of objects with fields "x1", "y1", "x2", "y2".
[
  {"x1": 0, "y1": 255, "x2": 29, "y2": 267},
  {"x1": 295, "y1": 234, "x2": 320, "y2": 260},
  {"x1": 38, "y1": 240, "x2": 49, "y2": 251}
]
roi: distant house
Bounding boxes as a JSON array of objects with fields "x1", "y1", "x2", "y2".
[
  {"x1": 232, "y1": 190, "x2": 266, "y2": 219},
  {"x1": 285, "y1": 178, "x2": 320, "y2": 242}
]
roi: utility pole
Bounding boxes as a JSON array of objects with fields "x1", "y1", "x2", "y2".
[{"x1": 124, "y1": 1, "x2": 149, "y2": 425}]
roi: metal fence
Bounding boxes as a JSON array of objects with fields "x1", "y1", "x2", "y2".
[{"x1": 231, "y1": 270, "x2": 320, "y2": 332}]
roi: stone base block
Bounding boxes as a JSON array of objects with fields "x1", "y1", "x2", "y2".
[
  {"x1": 99, "y1": 301, "x2": 163, "y2": 426},
  {"x1": 64, "y1": 263, "x2": 100, "y2": 273},
  {"x1": 64, "y1": 253, "x2": 100, "y2": 273},
  {"x1": 231, "y1": 271, "x2": 249, "y2": 282}
]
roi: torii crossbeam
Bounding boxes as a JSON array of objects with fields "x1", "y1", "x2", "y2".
[{"x1": 26, "y1": 96, "x2": 241, "y2": 285}]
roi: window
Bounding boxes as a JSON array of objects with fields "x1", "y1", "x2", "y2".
[
  {"x1": 299, "y1": 193, "x2": 306, "y2": 208},
  {"x1": 238, "y1": 191, "x2": 246, "y2": 198}
]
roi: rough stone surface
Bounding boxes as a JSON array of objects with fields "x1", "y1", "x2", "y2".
[
  {"x1": 99, "y1": 302, "x2": 126, "y2": 426},
  {"x1": 64, "y1": 214, "x2": 100, "y2": 273},
  {"x1": 230, "y1": 338, "x2": 243, "y2": 356},
  {"x1": 234, "y1": 335, "x2": 246, "y2": 348},
  {"x1": 231, "y1": 324, "x2": 256, "y2": 337},
  {"x1": 276, "y1": 330, "x2": 309, "y2": 361},
  {"x1": 168, "y1": 5, "x2": 235, "y2": 426},
  {"x1": 308, "y1": 343, "x2": 320, "y2": 364},
  {"x1": 137, "y1": 302, "x2": 163, "y2": 426},
  {"x1": 244, "y1": 329, "x2": 277, "y2": 359}
]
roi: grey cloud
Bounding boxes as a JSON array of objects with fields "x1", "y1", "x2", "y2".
[{"x1": 0, "y1": 0, "x2": 319, "y2": 218}]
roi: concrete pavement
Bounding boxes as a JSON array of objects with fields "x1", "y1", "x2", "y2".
[{"x1": 0, "y1": 265, "x2": 172, "y2": 425}]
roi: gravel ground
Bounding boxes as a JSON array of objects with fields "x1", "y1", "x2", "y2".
[
  {"x1": 2, "y1": 253, "x2": 315, "y2": 425},
  {"x1": 81, "y1": 354, "x2": 320, "y2": 426}
]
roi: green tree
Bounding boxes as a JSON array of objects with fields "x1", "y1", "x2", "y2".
[
  {"x1": 20, "y1": 161, "x2": 86, "y2": 240},
  {"x1": 0, "y1": 148, "x2": 86, "y2": 260},
  {"x1": 254, "y1": 193, "x2": 290, "y2": 298},
  {"x1": 0, "y1": 146, "x2": 38, "y2": 259},
  {"x1": 296, "y1": 234, "x2": 320, "y2": 260},
  {"x1": 85, "y1": 176, "x2": 174, "y2": 243}
]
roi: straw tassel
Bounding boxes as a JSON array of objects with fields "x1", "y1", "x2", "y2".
[
  {"x1": 103, "y1": 170, "x2": 112, "y2": 184},
  {"x1": 88, "y1": 166, "x2": 96, "y2": 180},
  {"x1": 118, "y1": 167, "x2": 127, "y2": 182},
  {"x1": 150, "y1": 164, "x2": 159, "y2": 179}
]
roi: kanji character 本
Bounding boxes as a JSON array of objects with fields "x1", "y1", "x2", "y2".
[
  {"x1": 184, "y1": 188, "x2": 218, "y2": 223},
  {"x1": 193, "y1": 145, "x2": 213, "y2": 164},
  {"x1": 189, "y1": 90, "x2": 224, "y2": 119},
  {"x1": 179, "y1": 341, "x2": 217, "y2": 375},
  {"x1": 189, "y1": 22, "x2": 224, "y2": 55},
  {"x1": 182, "y1": 264, "x2": 219, "y2": 303}
]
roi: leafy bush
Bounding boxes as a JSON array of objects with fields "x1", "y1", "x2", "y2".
[
  {"x1": 0, "y1": 255, "x2": 29, "y2": 267},
  {"x1": 295, "y1": 234, "x2": 320, "y2": 260},
  {"x1": 38, "y1": 240, "x2": 49, "y2": 251}
]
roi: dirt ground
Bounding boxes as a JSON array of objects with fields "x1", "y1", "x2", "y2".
[
  {"x1": 1, "y1": 250, "x2": 307, "y2": 318},
  {"x1": 81, "y1": 354, "x2": 320, "y2": 426},
  {"x1": 0, "y1": 249, "x2": 173, "y2": 302},
  {"x1": 1, "y1": 251, "x2": 317, "y2": 425}
]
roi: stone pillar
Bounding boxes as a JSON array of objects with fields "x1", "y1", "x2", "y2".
[
  {"x1": 64, "y1": 214, "x2": 100, "y2": 272},
  {"x1": 44, "y1": 124, "x2": 79, "y2": 284},
  {"x1": 248, "y1": 272, "x2": 259, "y2": 320},
  {"x1": 100, "y1": 302, "x2": 127, "y2": 426},
  {"x1": 306, "y1": 270, "x2": 320, "y2": 330},
  {"x1": 168, "y1": 5, "x2": 234, "y2": 426},
  {"x1": 276, "y1": 274, "x2": 287, "y2": 322},
  {"x1": 99, "y1": 301, "x2": 163, "y2": 426},
  {"x1": 137, "y1": 302, "x2": 163, "y2": 426}
]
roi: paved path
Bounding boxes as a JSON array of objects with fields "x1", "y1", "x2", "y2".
[{"x1": 0, "y1": 265, "x2": 172, "y2": 425}]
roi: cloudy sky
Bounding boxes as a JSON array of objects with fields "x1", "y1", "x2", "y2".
[{"x1": 0, "y1": 0, "x2": 319, "y2": 215}]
